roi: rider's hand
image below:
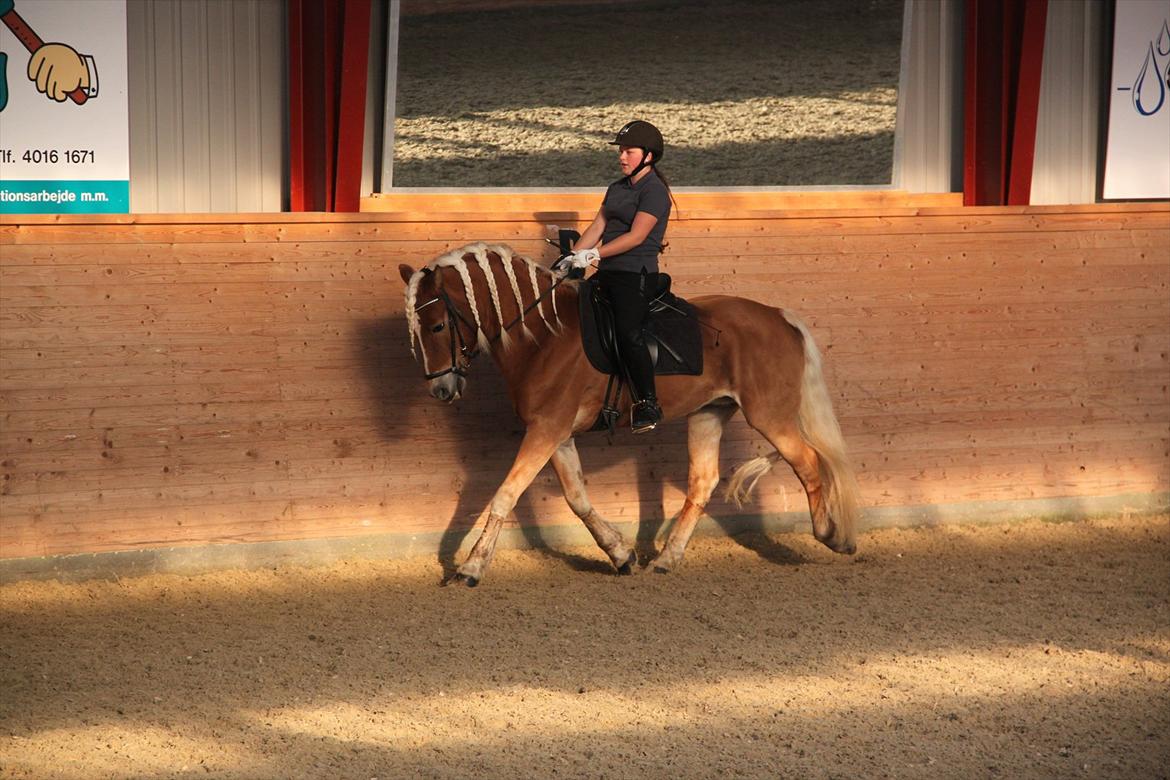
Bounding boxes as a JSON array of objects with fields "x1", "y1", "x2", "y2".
[{"x1": 568, "y1": 247, "x2": 600, "y2": 269}]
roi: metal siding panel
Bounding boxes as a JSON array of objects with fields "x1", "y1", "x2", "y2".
[
  {"x1": 179, "y1": 0, "x2": 210, "y2": 210},
  {"x1": 363, "y1": 0, "x2": 387, "y2": 197},
  {"x1": 207, "y1": 0, "x2": 235, "y2": 212},
  {"x1": 154, "y1": 0, "x2": 184, "y2": 212},
  {"x1": 126, "y1": 0, "x2": 284, "y2": 212},
  {"x1": 233, "y1": 0, "x2": 262, "y2": 212},
  {"x1": 896, "y1": 0, "x2": 962, "y2": 194},
  {"x1": 127, "y1": 0, "x2": 158, "y2": 212},
  {"x1": 894, "y1": 0, "x2": 919, "y2": 191},
  {"x1": 907, "y1": 4, "x2": 926, "y2": 188},
  {"x1": 259, "y1": 0, "x2": 285, "y2": 213},
  {"x1": 1031, "y1": 0, "x2": 1103, "y2": 205},
  {"x1": 1080, "y1": 0, "x2": 1102, "y2": 202}
]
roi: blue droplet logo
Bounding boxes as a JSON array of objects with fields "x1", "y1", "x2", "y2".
[{"x1": 1133, "y1": 42, "x2": 1166, "y2": 116}]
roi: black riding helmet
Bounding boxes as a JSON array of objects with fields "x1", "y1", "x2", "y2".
[{"x1": 609, "y1": 120, "x2": 664, "y2": 180}]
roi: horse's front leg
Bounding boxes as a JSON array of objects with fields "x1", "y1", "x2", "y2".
[
  {"x1": 447, "y1": 426, "x2": 564, "y2": 587},
  {"x1": 549, "y1": 438, "x2": 636, "y2": 574}
]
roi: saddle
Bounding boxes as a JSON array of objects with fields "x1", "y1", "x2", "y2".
[{"x1": 577, "y1": 274, "x2": 704, "y2": 432}]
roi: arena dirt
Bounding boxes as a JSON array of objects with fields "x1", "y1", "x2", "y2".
[{"x1": 2, "y1": 514, "x2": 1168, "y2": 779}]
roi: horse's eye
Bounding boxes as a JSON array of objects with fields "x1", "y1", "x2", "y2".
[{"x1": 431, "y1": 322, "x2": 446, "y2": 333}]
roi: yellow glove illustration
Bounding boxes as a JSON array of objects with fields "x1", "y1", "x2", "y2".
[{"x1": 28, "y1": 42, "x2": 92, "y2": 102}]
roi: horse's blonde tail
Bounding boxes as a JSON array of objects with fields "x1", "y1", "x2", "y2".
[
  {"x1": 783, "y1": 312, "x2": 861, "y2": 544},
  {"x1": 726, "y1": 452, "x2": 782, "y2": 508}
]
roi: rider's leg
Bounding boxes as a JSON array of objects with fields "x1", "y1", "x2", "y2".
[{"x1": 598, "y1": 270, "x2": 661, "y2": 432}]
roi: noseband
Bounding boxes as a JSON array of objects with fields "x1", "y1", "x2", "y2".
[{"x1": 413, "y1": 290, "x2": 481, "y2": 380}]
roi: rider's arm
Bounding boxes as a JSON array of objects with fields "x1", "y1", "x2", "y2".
[
  {"x1": 597, "y1": 211, "x2": 659, "y2": 259},
  {"x1": 574, "y1": 210, "x2": 607, "y2": 250}
]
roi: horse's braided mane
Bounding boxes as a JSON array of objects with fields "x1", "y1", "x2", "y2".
[{"x1": 404, "y1": 242, "x2": 567, "y2": 358}]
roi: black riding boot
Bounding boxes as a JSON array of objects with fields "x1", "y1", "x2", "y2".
[
  {"x1": 626, "y1": 345, "x2": 661, "y2": 433},
  {"x1": 631, "y1": 394, "x2": 662, "y2": 434},
  {"x1": 598, "y1": 269, "x2": 662, "y2": 433}
]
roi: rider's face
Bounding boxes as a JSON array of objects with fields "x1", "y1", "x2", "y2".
[{"x1": 618, "y1": 145, "x2": 650, "y2": 176}]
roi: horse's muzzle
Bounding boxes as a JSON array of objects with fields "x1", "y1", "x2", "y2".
[{"x1": 430, "y1": 374, "x2": 465, "y2": 403}]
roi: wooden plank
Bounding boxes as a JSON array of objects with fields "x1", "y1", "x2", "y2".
[
  {"x1": 5, "y1": 199, "x2": 1165, "y2": 227},
  {"x1": 359, "y1": 190, "x2": 965, "y2": 214},
  {"x1": 1, "y1": 244, "x2": 1158, "y2": 288},
  {"x1": 4, "y1": 210, "x2": 1167, "y2": 246},
  {"x1": 3, "y1": 253, "x2": 1165, "y2": 308}
]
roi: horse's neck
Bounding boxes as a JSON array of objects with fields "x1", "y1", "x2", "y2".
[{"x1": 488, "y1": 281, "x2": 580, "y2": 384}]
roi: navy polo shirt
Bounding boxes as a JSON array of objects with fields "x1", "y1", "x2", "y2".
[{"x1": 600, "y1": 170, "x2": 671, "y2": 273}]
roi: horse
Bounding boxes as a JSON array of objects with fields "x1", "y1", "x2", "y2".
[{"x1": 398, "y1": 242, "x2": 860, "y2": 586}]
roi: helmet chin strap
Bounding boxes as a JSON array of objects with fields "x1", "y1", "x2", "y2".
[{"x1": 624, "y1": 149, "x2": 654, "y2": 183}]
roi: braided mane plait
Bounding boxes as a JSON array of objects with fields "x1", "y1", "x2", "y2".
[
  {"x1": 495, "y1": 245, "x2": 537, "y2": 343},
  {"x1": 468, "y1": 243, "x2": 513, "y2": 350},
  {"x1": 435, "y1": 248, "x2": 491, "y2": 353},
  {"x1": 526, "y1": 260, "x2": 557, "y2": 334},
  {"x1": 403, "y1": 242, "x2": 565, "y2": 358}
]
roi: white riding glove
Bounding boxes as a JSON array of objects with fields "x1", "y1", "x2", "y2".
[{"x1": 567, "y1": 247, "x2": 600, "y2": 269}]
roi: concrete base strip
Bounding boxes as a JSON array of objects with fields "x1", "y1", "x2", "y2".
[{"x1": 2, "y1": 492, "x2": 1167, "y2": 583}]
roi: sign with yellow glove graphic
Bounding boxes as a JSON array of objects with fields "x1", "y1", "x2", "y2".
[{"x1": 0, "y1": 0, "x2": 128, "y2": 213}]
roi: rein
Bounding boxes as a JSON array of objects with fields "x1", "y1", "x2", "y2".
[{"x1": 492, "y1": 272, "x2": 571, "y2": 343}]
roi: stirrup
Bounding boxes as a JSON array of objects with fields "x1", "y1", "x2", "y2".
[{"x1": 631, "y1": 400, "x2": 662, "y2": 434}]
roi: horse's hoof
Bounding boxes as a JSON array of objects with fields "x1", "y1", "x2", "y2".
[
  {"x1": 648, "y1": 554, "x2": 679, "y2": 574},
  {"x1": 442, "y1": 572, "x2": 479, "y2": 588},
  {"x1": 616, "y1": 552, "x2": 637, "y2": 576}
]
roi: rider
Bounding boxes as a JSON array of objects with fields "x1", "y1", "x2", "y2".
[{"x1": 567, "y1": 120, "x2": 674, "y2": 433}]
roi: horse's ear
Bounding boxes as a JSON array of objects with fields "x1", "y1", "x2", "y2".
[{"x1": 398, "y1": 264, "x2": 415, "y2": 285}]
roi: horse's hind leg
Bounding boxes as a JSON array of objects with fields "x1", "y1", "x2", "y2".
[
  {"x1": 743, "y1": 413, "x2": 852, "y2": 554},
  {"x1": 648, "y1": 404, "x2": 738, "y2": 573},
  {"x1": 549, "y1": 438, "x2": 636, "y2": 574}
]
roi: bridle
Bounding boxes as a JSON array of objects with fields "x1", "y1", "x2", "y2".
[
  {"x1": 412, "y1": 285, "x2": 481, "y2": 381},
  {"x1": 412, "y1": 263, "x2": 571, "y2": 381}
]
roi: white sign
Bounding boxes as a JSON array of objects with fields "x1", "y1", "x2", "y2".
[
  {"x1": 1103, "y1": 0, "x2": 1170, "y2": 200},
  {"x1": 0, "y1": 0, "x2": 129, "y2": 213}
]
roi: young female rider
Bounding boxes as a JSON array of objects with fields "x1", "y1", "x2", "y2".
[{"x1": 566, "y1": 120, "x2": 673, "y2": 433}]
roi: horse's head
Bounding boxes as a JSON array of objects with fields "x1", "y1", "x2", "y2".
[{"x1": 399, "y1": 263, "x2": 479, "y2": 403}]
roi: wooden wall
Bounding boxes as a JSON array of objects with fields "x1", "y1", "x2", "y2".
[{"x1": 2, "y1": 202, "x2": 1167, "y2": 562}]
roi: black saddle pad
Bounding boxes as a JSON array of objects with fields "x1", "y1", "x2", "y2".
[{"x1": 577, "y1": 275, "x2": 704, "y2": 377}]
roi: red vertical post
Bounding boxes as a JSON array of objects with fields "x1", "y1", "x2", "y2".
[
  {"x1": 335, "y1": 0, "x2": 372, "y2": 213},
  {"x1": 287, "y1": 0, "x2": 370, "y2": 212},
  {"x1": 288, "y1": 0, "x2": 306, "y2": 211},
  {"x1": 1007, "y1": 0, "x2": 1048, "y2": 205},
  {"x1": 964, "y1": 0, "x2": 1049, "y2": 207},
  {"x1": 321, "y1": 1, "x2": 340, "y2": 211},
  {"x1": 964, "y1": 0, "x2": 1007, "y2": 206}
]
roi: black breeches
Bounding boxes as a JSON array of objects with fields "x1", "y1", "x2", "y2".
[{"x1": 596, "y1": 269, "x2": 658, "y2": 401}]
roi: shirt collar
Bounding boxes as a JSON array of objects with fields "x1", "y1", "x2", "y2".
[{"x1": 622, "y1": 169, "x2": 657, "y2": 189}]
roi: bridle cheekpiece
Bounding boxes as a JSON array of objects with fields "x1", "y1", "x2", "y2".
[{"x1": 413, "y1": 286, "x2": 481, "y2": 381}]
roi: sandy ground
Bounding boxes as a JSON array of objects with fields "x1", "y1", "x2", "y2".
[
  {"x1": 392, "y1": 0, "x2": 902, "y2": 186},
  {"x1": 1, "y1": 514, "x2": 1168, "y2": 779}
]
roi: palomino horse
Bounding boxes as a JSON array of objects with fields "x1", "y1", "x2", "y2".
[{"x1": 399, "y1": 242, "x2": 859, "y2": 586}]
